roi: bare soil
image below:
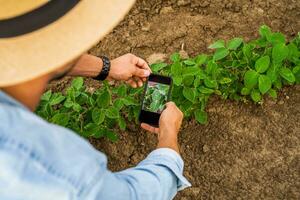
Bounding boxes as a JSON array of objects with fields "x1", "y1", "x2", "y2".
[{"x1": 56, "y1": 0, "x2": 300, "y2": 199}]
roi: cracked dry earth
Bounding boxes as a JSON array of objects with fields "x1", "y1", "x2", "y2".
[{"x1": 52, "y1": 0, "x2": 300, "y2": 199}]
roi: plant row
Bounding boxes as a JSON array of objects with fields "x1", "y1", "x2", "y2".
[{"x1": 36, "y1": 25, "x2": 300, "y2": 141}]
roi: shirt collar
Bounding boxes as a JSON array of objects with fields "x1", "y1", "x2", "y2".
[{"x1": 0, "y1": 90, "x2": 29, "y2": 111}]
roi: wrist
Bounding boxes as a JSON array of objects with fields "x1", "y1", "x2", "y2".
[
  {"x1": 157, "y1": 139, "x2": 179, "y2": 154},
  {"x1": 157, "y1": 127, "x2": 180, "y2": 153},
  {"x1": 69, "y1": 54, "x2": 103, "y2": 77},
  {"x1": 93, "y1": 56, "x2": 111, "y2": 81}
]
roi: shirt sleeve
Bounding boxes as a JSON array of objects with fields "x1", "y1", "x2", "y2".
[{"x1": 85, "y1": 148, "x2": 191, "y2": 200}]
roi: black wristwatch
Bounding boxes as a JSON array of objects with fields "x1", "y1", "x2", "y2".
[{"x1": 93, "y1": 56, "x2": 111, "y2": 81}]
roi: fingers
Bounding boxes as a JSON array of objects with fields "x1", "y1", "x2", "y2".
[
  {"x1": 131, "y1": 55, "x2": 151, "y2": 78},
  {"x1": 133, "y1": 67, "x2": 151, "y2": 78},
  {"x1": 141, "y1": 123, "x2": 159, "y2": 134},
  {"x1": 163, "y1": 101, "x2": 183, "y2": 119},
  {"x1": 126, "y1": 79, "x2": 137, "y2": 88},
  {"x1": 126, "y1": 76, "x2": 144, "y2": 88},
  {"x1": 135, "y1": 57, "x2": 152, "y2": 72},
  {"x1": 136, "y1": 77, "x2": 143, "y2": 87},
  {"x1": 163, "y1": 101, "x2": 177, "y2": 111},
  {"x1": 165, "y1": 101, "x2": 176, "y2": 107}
]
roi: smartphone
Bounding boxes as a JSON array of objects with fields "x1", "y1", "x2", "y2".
[{"x1": 139, "y1": 74, "x2": 172, "y2": 127}]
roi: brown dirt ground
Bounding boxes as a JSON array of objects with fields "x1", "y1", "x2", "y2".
[{"x1": 55, "y1": 0, "x2": 300, "y2": 199}]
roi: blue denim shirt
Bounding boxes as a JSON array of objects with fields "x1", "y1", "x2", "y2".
[{"x1": 0, "y1": 91, "x2": 190, "y2": 200}]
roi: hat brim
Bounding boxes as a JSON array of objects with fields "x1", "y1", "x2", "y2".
[{"x1": 0, "y1": 0, "x2": 135, "y2": 86}]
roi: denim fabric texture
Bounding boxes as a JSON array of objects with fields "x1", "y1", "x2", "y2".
[{"x1": 0, "y1": 91, "x2": 191, "y2": 200}]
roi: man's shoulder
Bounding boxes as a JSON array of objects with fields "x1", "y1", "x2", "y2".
[
  {"x1": 0, "y1": 102, "x2": 107, "y2": 191},
  {"x1": 0, "y1": 102, "x2": 74, "y2": 145}
]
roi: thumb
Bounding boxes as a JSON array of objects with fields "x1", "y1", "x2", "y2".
[{"x1": 134, "y1": 68, "x2": 151, "y2": 78}]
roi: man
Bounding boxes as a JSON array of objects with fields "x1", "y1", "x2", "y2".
[{"x1": 0, "y1": 1, "x2": 190, "y2": 199}]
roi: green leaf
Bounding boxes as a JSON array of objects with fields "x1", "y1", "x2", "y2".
[
  {"x1": 182, "y1": 75, "x2": 194, "y2": 86},
  {"x1": 208, "y1": 40, "x2": 225, "y2": 49},
  {"x1": 279, "y1": 68, "x2": 295, "y2": 83},
  {"x1": 84, "y1": 123, "x2": 100, "y2": 138},
  {"x1": 88, "y1": 96, "x2": 95, "y2": 107},
  {"x1": 206, "y1": 60, "x2": 218, "y2": 75},
  {"x1": 258, "y1": 75, "x2": 272, "y2": 94},
  {"x1": 183, "y1": 59, "x2": 196, "y2": 66},
  {"x1": 255, "y1": 56, "x2": 270, "y2": 73},
  {"x1": 83, "y1": 122, "x2": 100, "y2": 138},
  {"x1": 268, "y1": 89, "x2": 277, "y2": 99},
  {"x1": 118, "y1": 117, "x2": 126, "y2": 131},
  {"x1": 51, "y1": 113, "x2": 69, "y2": 126},
  {"x1": 193, "y1": 77, "x2": 201, "y2": 87},
  {"x1": 97, "y1": 90, "x2": 111, "y2": 108},
  {"x1": 195, "y1": 54, "x2": 207, "y2": 65},
  {"x1": 92, "y1": 108, "x2": 105, "y2": 125},
  {"x1": 287, "y1": 43, "x2": 299, "y2": 61},
  {"x1": 180, "y1": 100, "x2": 193, "y2": 117},
  {"x1": 113, "y1": 98, "x2": 124, "y2": 110},
  {"x1": 72, "y1": 77, "x2": 84, "y2": 90},
  {"x1": 250, "y1": 89, "x2": 261, "y2": 103},
  {"x1": 106, "y1": 107, "x2": 119, "y2": 119},
  {"x1": 227, "y1": 38, "x2": 243, "y2": 50},
  {"x1": 272, "y1": 43, "x2": 289, "y2": 64},
  {"x1": 194, "y1": 109, "x2": 208, "y2": 124},
  {"x1": 66, "y1": 87, "x2": 76, "y2": 100},
  {"x1": 182, "y1": 87, "x2": 196, "y2": 102},
  {"x1": 204, "y1": 78, "x2": 218, "y2": 89},
  {"x1": 41, "y1": 90, "x2": 52, "y2": 101},
  {"x1": 151, "y1": 63, "x2": 168, "y2": 72},
  {"x1": 219, "y1": 77, "x2": 232, "y2": 84},
  {"x1": 170, "y1": 53, "x2": 180, "y2": 62},
  {"x1": 173, "y1": 76, "x2": 182, "y2": 86},
  {"x1": 129, "y1": 87, "x2": 143, "y2": 95},
  {"x1": 105, "y1": 130, "x2": 118, "y2": 142},
  {"x1": 49, "y1": 93, "x2": 66, "y2": 106},
  {"x1": 268, "y1": 32, "x2": 285, "y2": 45},
  {"x1": 241, "y1": 87, "x2": 250, "y2": 95},
  {"x1": 292, "y1": 66, "x2": 300, "y2": 83},
  {"x1": 274, "y1": 78, "x2": 282, "y2": 89},
  {"x1": 244, "y1": 70, "x2": 258, "y2": 89},
  {"x1": 93, "y1": 128, "x2": 106, "y2": 139},
  {"x1": 122, "y1": 97, "x2": 138, "y2": 106},
  {"x1": 259, "y1": 25, "x2": 272, "y2": 39},
  {"x1": 182, "y1": 66, "x2": 200, "y2": 76},
  {"x1": 199, "y1": 86, "x2": 214, "y2": 94},
  {"x1": 242, "y1": 44, "x2": 254, "y2": 58},
  {"x1": 117, "y1": 85, "x2": 127, "y2": 97},
  {"x1": 213, "y1": 48, "x2": 229, "y2": 61},
  {"x1": 63, "y1": 98, "x2": 73, "y2": 108},
  {"x1": 171, "y1": 62, "x2": 182, "y2": 75},
  {"x1": 266, "y1": 65, "x2": 278, "y2": 83},
  {"x1": 72, "y1": 103, "x2": 81, "y2": 112}
]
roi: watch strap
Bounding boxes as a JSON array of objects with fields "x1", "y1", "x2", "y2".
[{"x1": 93, "y1": 56, "x2": 110, "y2": 81}]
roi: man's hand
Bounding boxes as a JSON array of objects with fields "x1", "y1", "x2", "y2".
[
  {"x1": 141, "y1": 102, "x2": 183, "y2": 154},
  {"x1": 108, "y1": 53, "x2": 152, "y2": 88}
]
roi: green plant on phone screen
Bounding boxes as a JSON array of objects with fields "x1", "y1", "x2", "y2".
[{"x1": 143, "y1": 82, "x2": 169, "y2": 113}]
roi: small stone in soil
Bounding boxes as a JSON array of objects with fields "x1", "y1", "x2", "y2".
[
  {"x1": 141, "y1": 23, "x2": 151, "y2": 31},
  {"x1": 177, "y1": 0, "x2": 190, "y2": 6},
  {"x1": 160, "y1": 6, "x2": 174, "y2": 14},
  {"x1": 203, "y1": 145, "x2": 209, "y2": 152},
  {"x1": 179, "y1": 49, "x2": 189, "y2": 59},
  {"x1": 147, "y1": 53, "x2": 167, "y2": 64}
]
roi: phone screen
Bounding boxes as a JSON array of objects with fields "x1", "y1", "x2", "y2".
[
  {"x1": 139, "y1": 74, "x2": 172, "y2": 127},
  {"x1": 142, "y1": 81, "x2": 170, "y2": 114}
]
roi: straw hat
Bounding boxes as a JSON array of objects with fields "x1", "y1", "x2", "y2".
[{"x1": 0, "y1": 0, "x2": 135, "y2": 87}]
